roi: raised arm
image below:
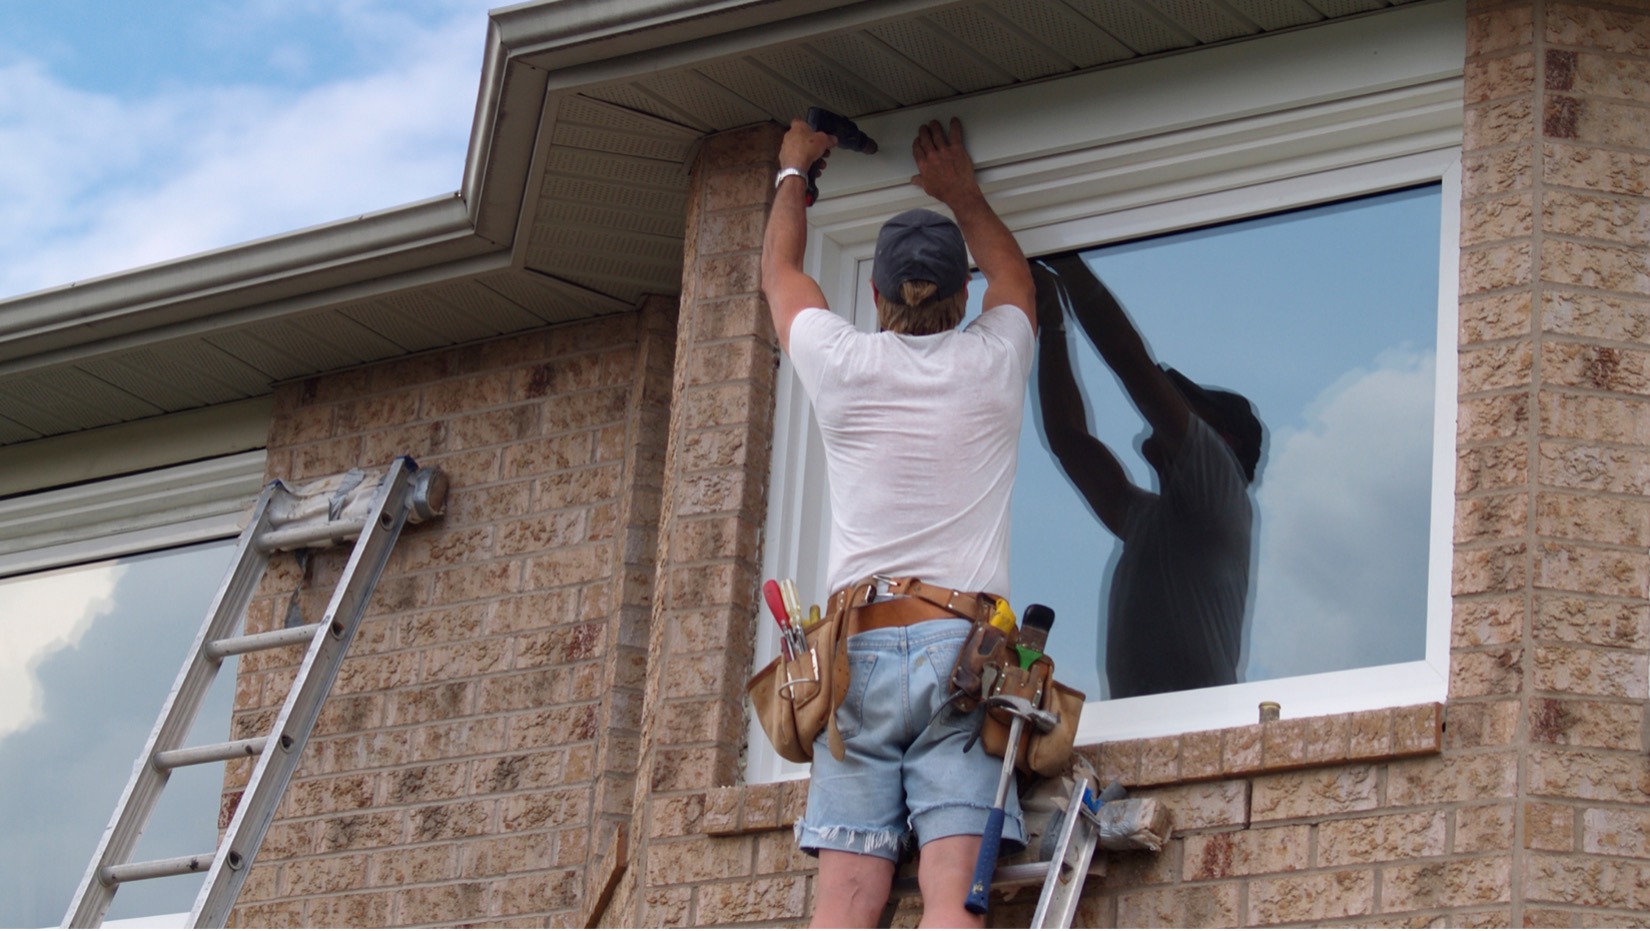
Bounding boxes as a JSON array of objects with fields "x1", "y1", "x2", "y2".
[
  {"x1": 910, "y1": 119, "x2": 1034, "y2": 330},
  {"x1": 1043, "y1": 253, "x2": 1190, "y2": 457},
  {"x1": 761, "y1": 120, "x2": 836, "y2": 353},
  {"x1": 1034, "y1": 266, "x2": 1136, "y2": 535}
]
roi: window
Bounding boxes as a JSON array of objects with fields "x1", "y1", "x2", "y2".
[
  {"x1": 0, "y1": 453, "x2": 263, "y2": 927},
  {"x1": 751, "y1": 4, "x2": 1462, "y2": 779}
]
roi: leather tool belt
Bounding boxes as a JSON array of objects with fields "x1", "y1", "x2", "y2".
[{"x1": 747, "y1": 575, "x2": 998, "y2": 764}]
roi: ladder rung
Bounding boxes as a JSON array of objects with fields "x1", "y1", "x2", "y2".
[
  {"x1": 206, "y1": 622, "x2": 325, "y2": 660},
  {"x1": 255, "y1": 517, "x2": 368, "y2": 553},
  {"x1": 153, "y1": 737, "x2": 267, "y2": 771},
  {"x1": 100, "y1": 853, "x2": 215, "y2": 886}
]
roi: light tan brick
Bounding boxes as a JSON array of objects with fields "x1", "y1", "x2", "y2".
[
  {"x1": 1545, "y1": 290, "x2": 1650, "y2": 345},
  {"x1": 1387, "y1": 753, "x2": 1517, "y2": 807},
  {"x1": 1138, "y1": 779, "x2": 1247, "y2": 831},
  {"x1": 1249, "y1": 869, "x2": 1375, "y2": 925},
  {"x1": 1529, "y1": 696, "x2": 1644, "y2": 749},
  {"x1": 695, "y1": 875, "x2": 808, "y2": 925},
  {"x1": 1529, "y1": 748, "x2": 1650, "y2": 803},
  {"x1": 1117, "y1": 882, "x2": 1241, "y2": 928},
  {"x1": 393, "y1": 881, "x2": 488, "y2": 926},
  {"x1": 644, "y1": 837, "x2": 754, "y2": 886},
  {"x1": 1461, "y1": 291, "x2": 1535, "y2": 344},
  {"x1": 1450, "y1": 646, "x2": 1525, "y2": 698},
  {"x1": 1183, "y1": 825, "x2": 1309, "y2": 879},
  {"x1": 1445, "y1": 700, "x2": 1520, "y2": 750},
  {"x1": 279, "y1": 853, "x2": 370, "y2": 897},
  {"x1": 1251, "y1": 766, "x2": 1379, "y2": 823},
  {"x1": 1457, "y1": 441, "x2": 1529, "y2": 494},
  {"x1": 1582, "y1": 805, "x2": 1650, "y2": 857},
  {"x1": 1453, "y1": 596, "x2": 1525, "y2": 648},
  {"x1": 1533, "y1": 541, "x2": 1649, "y2": 601},
  {"x1": 1527, "y1": 852, "x2": 1650, "y2": 911},
  {"x1": 1455, "y1": 802, "x2": 1516, "y2": 854},
  {"x1": 1319, "y1": 810, "x2": 1448, "y2": 866},
  {"x1": 1533, "y1": 594, "x2": 1650, "y2": 649},
  {"x1": 1461, "y1": 241, "x2": 1533, "y2": 294},
  {"x1": 1532, "y1": 644, "x2": 1649, "y2": 698},
  {"x1": 1381, "y1": 856, "x2": 1511, "y2": 911},
  {"x1": 1456, "y1": 492, "x2": 1529, "y2": 544}
]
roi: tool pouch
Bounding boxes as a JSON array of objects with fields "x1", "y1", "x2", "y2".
[
  {"x1": 979, "y1": 657, "x2": 1087, "y2": 778},
  {"x1": 949, "y1": 621, "x2": 1017, "y2": 714},
  {"x1": 745, "y1": 587, "x2": 854, "y2": 764}
]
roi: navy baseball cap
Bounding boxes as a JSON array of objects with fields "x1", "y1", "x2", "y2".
[{"x1": 871, "y1": 208, "x2": 969, "y2": 302}]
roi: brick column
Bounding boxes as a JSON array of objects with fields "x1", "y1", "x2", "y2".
[
  {"x1": 607, "y1": 121, "x2": 791, "y2": 927},
  {"x1": 1460, "y1": 1, "x2": 1650, "y2": 924}
]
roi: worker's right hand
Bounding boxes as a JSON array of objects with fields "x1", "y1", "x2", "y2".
[{"x1": 779, "y1": 119, "x2": 835, "y2": 177}]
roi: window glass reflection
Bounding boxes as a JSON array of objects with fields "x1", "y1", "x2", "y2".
[
  {"x1": 997, "y1": 184, "x2": 1441, "y2": 701},
  {"x1": 0, "y1": 539, "x2": 238, "y2": 927}
]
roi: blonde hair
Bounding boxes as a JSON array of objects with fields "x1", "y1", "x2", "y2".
[{"x1": 875, "y1": 280, "x2": 968, "y2": 336}]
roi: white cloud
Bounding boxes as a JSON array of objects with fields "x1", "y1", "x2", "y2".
[
  {"x1": 1244, "y1": 349, "x2": 1436, "y2": 681},
  {"x1": 0, "y1": 2, "x2": 491, "y2": 298},
  {"x1": 0, "y1": 564, "x2": 125, "y2": 740}
]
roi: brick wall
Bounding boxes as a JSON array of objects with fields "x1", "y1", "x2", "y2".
[
  {"x1": 654, "y1": 3, "x2": 1650, "y2": 928},
  {"x1": 223, "y1": 1, "x2": 1650, "y2": 925},
  {"x1": 225, "y1": 300, "x2": 676, "y2": 927}
]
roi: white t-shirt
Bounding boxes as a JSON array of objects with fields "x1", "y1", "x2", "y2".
[{"x1": 787, "y1": 305, "x2": 1034, "y2": 596}]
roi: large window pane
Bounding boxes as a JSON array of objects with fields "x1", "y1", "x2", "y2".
[
  {"x1": 1007, "y1": 184, "x2": 1442, "y2": 702},
  {"x1": 0, "y1": 539, "x2": 238, "y2": 927}
]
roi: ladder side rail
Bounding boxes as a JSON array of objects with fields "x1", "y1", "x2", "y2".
[
  {"x1": 190, "y1": 459, "x2": 419, "y2": 928},
  {"x1": 63, "y1": 482, "x2": 290, "y2": 929},
  {"x1": 1031, "y1": 775, "x2": 1102, "y2": 929}
]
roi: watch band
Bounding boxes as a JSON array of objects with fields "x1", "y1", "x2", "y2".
[{"x1": 774, "y1": 166, "x2": 807, "y2": 189}]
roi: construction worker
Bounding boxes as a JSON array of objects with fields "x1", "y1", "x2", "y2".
[
  {"x1": 1033, "y1": 254, "x2": 1263, "y2": 699},
  {"x1": 760, "y1": 117, "x2": 1036, "y2": 928}
]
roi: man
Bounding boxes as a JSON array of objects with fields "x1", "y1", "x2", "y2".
[
  {"x1": 760, "y1": 116, "x2": 1035, "y2": 928},
  {"x1": 1034, "y1": 254, "x2": 1263, "y2": 699}
]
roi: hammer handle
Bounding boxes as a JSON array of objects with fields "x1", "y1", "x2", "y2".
[{"x1": 965, "y1": 712, "x2": 1024, "y2": 915}]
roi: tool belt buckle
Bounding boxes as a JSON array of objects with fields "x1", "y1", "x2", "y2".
[{"x1": 869, "y1": 574, "x2": 898, "y2": 602}]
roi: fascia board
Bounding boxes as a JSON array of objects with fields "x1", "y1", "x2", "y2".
[
  {"x1": 0, "y1": 49, "x2": 549, "y2": 369},
  {"x1": 499, "y1": 0, "x2": 960, "y2": 87},
  {"x1": 0, "y1": 195, "x2": 496, "y2": 367}
]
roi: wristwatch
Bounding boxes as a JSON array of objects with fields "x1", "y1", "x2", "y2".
[{"x1": 774, "y1": 166, "x2": 807, "y2": 189}]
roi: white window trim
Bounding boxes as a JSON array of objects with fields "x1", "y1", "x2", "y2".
[
  {"x1": 751, "y1": 1, "x2": 1464, "y2": 781},
  {"x1": 0, "y1": 450, "x2": 266, "y2": 579}
]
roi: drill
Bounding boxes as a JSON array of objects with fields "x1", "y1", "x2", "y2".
[{"x1": 802, "y1": 107, "x2": 877, "y2": 206}]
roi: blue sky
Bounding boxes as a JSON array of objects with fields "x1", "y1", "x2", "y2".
[{"x1": 0, "y1": 0, "x2": 498, "y2": 299}]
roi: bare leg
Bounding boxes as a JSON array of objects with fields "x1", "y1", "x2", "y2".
[
  {"x1": 915, "y1": 834, "x2": 986, "y2": 929},
  {"x1": 813, "y1": 850, "x2": 896, "y2": 929}
]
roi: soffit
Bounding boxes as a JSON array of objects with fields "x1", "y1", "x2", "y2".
[{"x1": 0, "y1": 0, "x2": 1428, "y2": 448}]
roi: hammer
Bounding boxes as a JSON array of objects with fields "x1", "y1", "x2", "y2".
[{"x1": 965, "y1": 692, "x2": 1059, "y2": 916}]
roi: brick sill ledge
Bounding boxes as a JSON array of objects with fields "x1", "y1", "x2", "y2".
[{"x1": 705, "y1": 703, "x2": 1442, "y2": 838}]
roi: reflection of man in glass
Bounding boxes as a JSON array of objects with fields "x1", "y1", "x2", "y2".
[{"x1": 1034, "y1": 254, "x2": 1263, "y2": 699}]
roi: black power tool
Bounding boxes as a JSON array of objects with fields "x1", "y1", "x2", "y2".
[{"x1": 802, "y1": 107, "x2": 877, "y2": 206}]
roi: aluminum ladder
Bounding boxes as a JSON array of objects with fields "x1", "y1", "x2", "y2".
[
  {"x1": 63, "y1": 457, "x2": 447, "y2": 929},
  {"x1": 1029, "y1": 771, "x2": 1122, "y2": 928}
]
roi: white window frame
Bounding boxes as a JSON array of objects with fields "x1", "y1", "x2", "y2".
[
  {"x1": 750, "y1": 1, "x2": 1464, "y2": 781},
  {"x1": 0, "y1": 451, "x2": 264, "y2": 928}
]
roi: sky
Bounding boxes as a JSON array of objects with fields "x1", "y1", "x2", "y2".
[{"x1": 0, "y1": 0, "x2": 499, "y2": 301}]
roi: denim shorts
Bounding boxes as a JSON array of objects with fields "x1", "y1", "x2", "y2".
[{"x1": 795, "y1": 617, "x2": 1025, "y2": 862}]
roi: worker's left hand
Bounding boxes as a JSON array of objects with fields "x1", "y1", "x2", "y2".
[{"x1": 910, "y1": 118, "x2": 979, "y2": 205}]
